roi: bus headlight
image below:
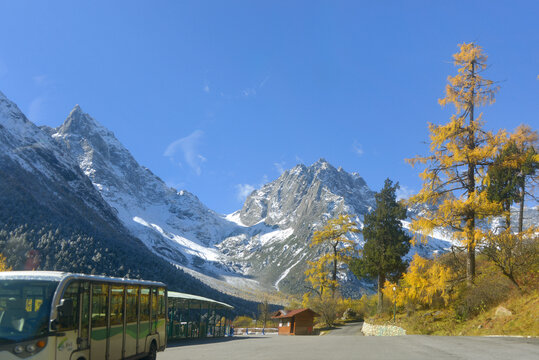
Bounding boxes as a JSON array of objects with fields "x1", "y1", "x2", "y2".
[
  {"x1": 26, "y1": 344, "x2": 37, "y2": 352},
  {"x1": 13, "y1": 345, "x2": 24, "y2": 354}
]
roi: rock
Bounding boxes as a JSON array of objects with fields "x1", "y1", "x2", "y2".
[
  {"x1": 342, "y1": 308, "x2": 357, "y2": 320},
  {"x1": 361, "y1": 322, "x2": 406, "y2": 336},
  {"x1": 494, "y1": 306, "x2": 513, "y2": 318}
]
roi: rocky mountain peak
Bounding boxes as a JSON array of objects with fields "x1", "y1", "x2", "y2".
[
  {"x1": 239, "y1": 159, "x2": 375, "y2": 229},
  {"x1": 0, "y1": 91, "x2": 31, "y2": 130},
  {"x1": 56, "y1": 105, "x2": 104, "y2": 138}
]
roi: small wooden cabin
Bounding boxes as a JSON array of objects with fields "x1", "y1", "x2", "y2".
[{"x1": 272, "y1": 308, "x2": 319, "y2": 335}]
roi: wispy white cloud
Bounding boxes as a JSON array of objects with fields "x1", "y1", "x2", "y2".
[
  {"x1": 259, "y1": 75, "x2": 271, "y2": 88},
  {"x1": 164, "y1": 130, "x2": 206, "y2": 175},
  {"x1": 396, "y1": 185, "x2": 415, "y2": 201},
  {"x1": 295, "y1": 155, "x2": 304, "y2": 164},
  {"x1": 203, "y1": 83, "x2": 210, "y2": 93},
  {"x1": 27, "y1": 96, "x2": 45, "y2": 124},
  {"x1": 235, "y1": 174, "x2": 271, "y2": 203},
  {"x1": 274, "y1": 161, "x2": 286, "y2": 174},
  {"x1": 235, "y1": 184, "x2": 256, "y2": 202},
  {"x1": 242, "y1": 88, "x2": 257, "y2": 97},
  {"x1": 352, "y1": 141, "x2": 364, "y2": 157}
]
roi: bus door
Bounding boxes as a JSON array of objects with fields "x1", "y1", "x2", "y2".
[
  {"x1": 108, "y1": 285, "x2": 124, "y2": 360},
  {"x1": 124, "y1": 286, "x2": 139, "y2": 358},
  {"x1": 138, "y1": 287, "x2": 151, "y2": 353},
  {"x1": 90, "y1": 283, "x2": 109, "y2": 359},
  {"x1": 56, "y1": 281, "x2": 84, "y2": 360}
]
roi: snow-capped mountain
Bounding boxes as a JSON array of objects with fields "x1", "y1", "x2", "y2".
[
  {"x1": 47, "y1": 106, "x2": 236, "y2": 264},
  {"x1": 47, "y1": 106, "x2": 291, "y2": 297},
  {"x1": 222, "y1": 160, "x2": 377, "y2": 293}
]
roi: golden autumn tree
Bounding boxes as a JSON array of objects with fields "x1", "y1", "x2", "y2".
[
  {"x1": 383, "y1": 254, "x2": 455, "y2": 308},
  {"x1": 0, "y1": 253, "x2": 11, "y2": 271},
  {"x1": 407, "y1": 43, "x2": 506, "y2": 286},
  {"x1": 305, "y1": 214, "x2": 360, "y2": 297}
]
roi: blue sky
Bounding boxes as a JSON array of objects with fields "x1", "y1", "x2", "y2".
[{"x1": 0, "y1": 1, "x2": 537, "y2": 214}]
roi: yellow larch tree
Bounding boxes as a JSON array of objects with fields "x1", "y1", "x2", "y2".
[
  {"x1": 407, "y1": 43, "x2": 506, "y2": 286},
  {"x1": 0, "y1": 253, "x2": 11, "y2": 271},
  {"x1": 304, "y1": 214, "x2": 360, "y2": 297},
  {"x1": 383, "y1": 254, "x2": 455, "y2": 308}
]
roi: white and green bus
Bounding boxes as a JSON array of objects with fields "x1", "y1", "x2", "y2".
[{"x1": 0, "y1": 271, "x2": 167, "y2": 360}]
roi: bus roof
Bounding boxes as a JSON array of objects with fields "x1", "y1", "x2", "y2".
[
  {"x1": 168, "y1": 291, "x2": 234, "y2": 309},
  {"x1": 0, "y1": 271, "x2": 166, "y2": 288}
]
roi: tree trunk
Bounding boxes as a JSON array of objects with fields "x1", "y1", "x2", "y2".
[
  {"x1": 332, "y1": 245, "x2": 337, "y2": 296},
  {"x1": 518, "y1": 183, "x2": 525, "y2": 233},
  {"x1": 466, "y1": 60, "x2": 476, "y2": 287},
  {"x1": 504, "y1": 270, "x2": 521, "y2": 291},
  {"x1": 377, "y1": 273, "x2": 385, "y2": 313},
  {"x1": 466, "y1": 241, "x2": 475, "y2": 286}
]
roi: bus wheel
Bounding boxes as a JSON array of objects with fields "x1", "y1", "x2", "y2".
[{"x1": 144, "y1": 341, "x2": 157, "y2": 360}]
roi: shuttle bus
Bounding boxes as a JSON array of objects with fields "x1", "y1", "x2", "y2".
[{"x1": 0, "y1": 271, "x2": 167, "y2": 360}]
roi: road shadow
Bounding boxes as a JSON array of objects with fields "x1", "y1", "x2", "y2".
[{"x1": 167, "y1": 336, "x2": 269, "y2": 348}]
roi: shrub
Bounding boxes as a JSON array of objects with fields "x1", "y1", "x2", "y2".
[
  {"x1": 233, "y1": 316, "x2": 255, "y2": 328},
  {"x1": 453, "y1": 272, "x2": 512, "y2": 320}
]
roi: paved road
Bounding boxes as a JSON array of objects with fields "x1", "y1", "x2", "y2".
[
  {"x1": 161, "y1": 334, "x2": 539, "y2": 360},
  {"x1": 324, "y1": 321, "x2": 364, "y2": 336}
]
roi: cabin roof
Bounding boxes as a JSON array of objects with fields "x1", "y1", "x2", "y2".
[{"x1": 271, "y1": 308, "x2": 319, "y2": 319}]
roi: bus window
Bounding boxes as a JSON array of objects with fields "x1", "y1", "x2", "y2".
[
  {"x1": 151, "y1": 288, "x2": 158, "y2": 332},
  {"x1": 110, "y1": 285, "x2": 124, "y2": 326},
  {"x1": 0, "y1": 280, "x2": 58, "y2": 342},
  {"x1": 158, "y1": 288, "x2": 165, "y2": 319},
  {"x1": 92, "y1": 284, "x2": 108, "y2": 328},
  {"x1": 126, "y1": 286, "x2": 138, "y2": 323},
  {"x1": 58, "y1": 281, "x2": 79, "y2": 331},
  {"x1": 125, "y1": 286, "x2": 139, "y2": 357},
  {"x1": 139, "y1": 287, "x2": 150, "y2": 339}
]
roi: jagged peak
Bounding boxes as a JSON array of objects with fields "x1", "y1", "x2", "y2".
[
  {"x1": 313, "y1": 157, "x2": 329, "y2": 166},
  {"x1": 68, "y1": 104, "x2": 83, "y2": 116},
  {"x1": 310, "y1": 158, "x2": 338, "y2": 174},
  {"x1": 57, "y1": 105, "x2": 107, "y2": 137}
]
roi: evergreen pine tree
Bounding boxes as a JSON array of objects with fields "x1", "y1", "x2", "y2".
[{"x1": 349, "y1": 179, "x2": 411, "y2": 312}]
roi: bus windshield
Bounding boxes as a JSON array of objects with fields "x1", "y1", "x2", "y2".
[{"x1": 0, "y1": 280, "x2": 59, "y2": 343}]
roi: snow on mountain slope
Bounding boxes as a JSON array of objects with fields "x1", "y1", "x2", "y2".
[{"x1": 0, "y1": 91, "x2": 117, "y2": 217}]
